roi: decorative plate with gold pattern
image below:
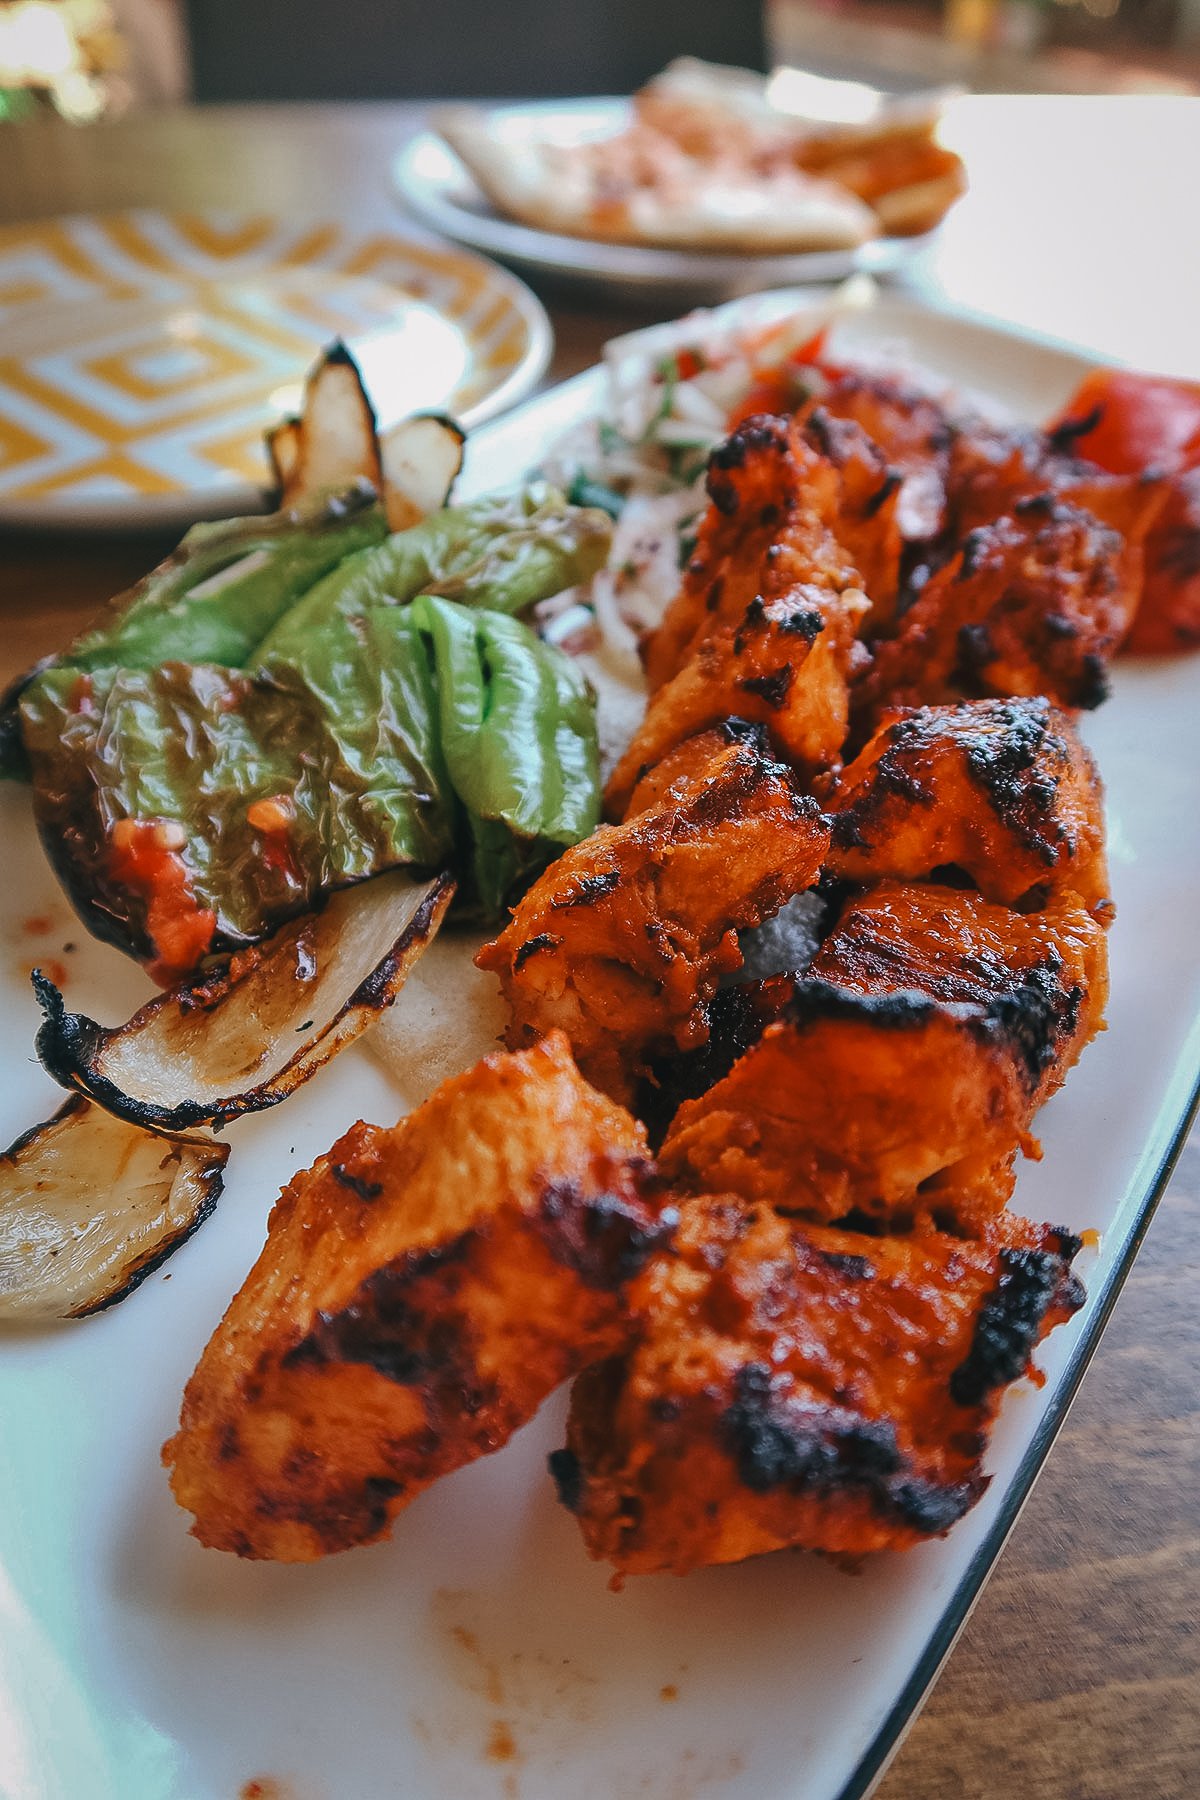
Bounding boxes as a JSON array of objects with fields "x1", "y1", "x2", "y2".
[{"x1": 0, "y1": 210, "x2": 552, "y2": 527}]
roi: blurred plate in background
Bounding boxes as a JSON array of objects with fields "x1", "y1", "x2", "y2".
[
  {"x1": 394, "y1": 99, "x2": 938, "y2": 305},
  {"x1": 0, "y1": 211, "x2": 551, "y2": 529}
]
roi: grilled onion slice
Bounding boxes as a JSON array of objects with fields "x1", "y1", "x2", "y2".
[
  {"x1": 270, "y1": 341, "x2": 383, "y2": 505},
  {"x1": 34, "y1": 870, "x2": 454, "y2": 1135},
  {"x1": 266, "y1": 343, "x2": 465, "y2": 529},
  {"x1": 0, "y1": 1098, "x2": 228, "y2": 1322},
  {"x1": 264, "y1": 415, "x2": 303, "y2": 494},
  {"x1": 379, "y1": 413, "x2": 466, "y2": 530}
]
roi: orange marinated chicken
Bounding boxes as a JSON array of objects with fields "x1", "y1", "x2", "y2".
[
  {"x1": 477, "y1": 729, "x2": 829, "y2": 1103},
  {"x1": 658, "y1": 979, "x2": 1035, "y2": 1227},
  {"x1": 801, "y1": 407, "x2": 906, "y2": 625},
  {"x1": 554, "y1": 1197, "x2": 1083, "y2": 1574},
  {"x1": 605, "y1": 583, "x2": 868, "y2": 819},
  {"x1": 642, "y1": 861, "x2": 1106, "y2": 1148},
  {"x1": 946, "y1": 416, "x2": 1167, "y2": 555},
  {"x1": 641, "y1": 414, "x2": 862, "y2": 691},
  {"x1": 808, "y1": 366, "x2": 956, "y2": 543},
  {"x1": 165, "y1": 1035, "x2": 671, "y2": 1561},
  {"x1": 854, "y1": 496, "x2": 1147, "y2": 722},
  {"x1": 661, "y1": 847, "x2": 1109, "y2": 1227},
  {"x1": 620, "y1": 725, "x2": 745, "y2": 817},
  {"x1": 827, "y1": 697, "x2": 1112, "y2": 917},
  {"x1": 811, "y1": 879, "x2": 1108, "y2": 1114},
  {"x1": 633, "y1": 971, "x2": 801, "y2": 1146}
]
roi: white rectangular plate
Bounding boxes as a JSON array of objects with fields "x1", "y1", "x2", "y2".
[{"x1": 2, "y1": 293, "x2": 1198, "y2": 1800}]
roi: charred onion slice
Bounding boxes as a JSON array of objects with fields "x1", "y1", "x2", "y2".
[
  {"x1": 34, "y1": 870, "x2": 454, "y2": 1135},
  {"x1": 379, "y1": 414, "x2": 466, "y2": 531},
  {"x1": 265, "y1": 416, "x2": 303, "y2": 494},
  {"x1": 0, "y1": 1097, "x2": 228, "y2": 1322},
  {"x1": 274, "y1": 342, "x2": 383, "y2": 505},
  {"x1": 267, "y1": 343, "x2": 465, "y2": 530}
]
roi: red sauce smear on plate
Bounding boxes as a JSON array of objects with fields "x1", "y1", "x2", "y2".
[{"x1": 108, "y1": 818, "x2": 216, "y2": 983}]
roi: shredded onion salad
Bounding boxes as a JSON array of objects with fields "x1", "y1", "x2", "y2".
[{"x1": 535, "y1": 278, "x2": 877, "y2": 721}]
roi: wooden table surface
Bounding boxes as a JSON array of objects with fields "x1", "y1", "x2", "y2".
[{"x1": 1, "y1": 96, "x2": 1197, "y2": 1800}]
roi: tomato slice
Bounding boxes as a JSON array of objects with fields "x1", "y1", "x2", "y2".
[{"x1": 1050, "y1": 369, "x2": 1200, "y2": 476}]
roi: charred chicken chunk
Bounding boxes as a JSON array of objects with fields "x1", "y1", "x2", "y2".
[
  {"x1": 810, "y1": 366, "x2": 956, "y2": 543},
  {"x1": 800, "y1": 407, "x2": 906, "y2": 626},
  {"x1": 945, "y1": 414, "x2": 1167, "y2": 553},
  {"x1": 165, "y1": 1034, "x2": 670, "y2": 1561},
  {"x1": 707, "y1": 408, "x2": 904, "y2": 620},
  {"x1": 555, "y1": 1197, "x2": 1083, "y2": 1575},
  {"x1": 477, "y1": 731, "x2": 829, "y2": 1104},
  {"x1": 634, "y1": 971, "x2": 800, "y2": 1147},
  {"x1": 620, "y1": 724, "x2": 743, "y2": 818},
  {"x1": 658, "y1": 980, "x2": 1043, "y2": 1226},
  {"x1": 641, "y1": 414, "x2": 861, "y2": 691},
  {"x1": 605, "y1": 583, "x2": 867, "y2": 820},
  {"x1": 643, "y1": 862, "x2": 1106, "y2": 1157},
  {"x1": 854, "y1": 497, "x2": 1145, "y2": 720},
  {"x1": 827, "y1": 697, "x2": 1112, "y2": 917},
  {"x1": 811, "y1": 880, "x2": 1108, "y2": 1113}
]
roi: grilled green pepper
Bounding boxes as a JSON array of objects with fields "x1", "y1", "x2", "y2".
[
  {"x1": 408, "y1": 596, "x2": 599, "y2": 917},
  {"x1": 12, "y1": 479, "x2": 610, "y2": 973},
  {"x1": 255, "y1": 483, "x2": 612, "y2": 663},
  {"x1": 20, "y1": 601, "x2": 599, "y2": 970},
  {"x1": 0, "y1": 485, "x2": 387, "y2": 781}
]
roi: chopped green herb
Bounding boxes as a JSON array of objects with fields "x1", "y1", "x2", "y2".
[{"x1": 567, "y1": 472, "x2": 626, "y2": 519}]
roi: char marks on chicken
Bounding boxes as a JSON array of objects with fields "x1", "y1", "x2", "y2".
[
  {"x1": 641, "y1": 413, "x2": 863, "y2": 691},
  {"x1": 854, "y1": 497, "x2": 1146, "y2": 721},
  {"x1": 605, "y1": 583, "x2": 866, "y2": 818},
  {"x1": 556, "y1": 1198, "x2": 1083, "y2": 1575},
  {"x1": 165, "y1": 1034, "x2": 670, "y2": 1560},
  {"x1": 827, "y1": 696, "x2": 1112, "y2": 918},
  {"x1": 812, "y1": 880, "x2": 1108, "y2": 1111},
  {"x1": 477, "y1": 728, "x2": 829, "y2": 1104}
]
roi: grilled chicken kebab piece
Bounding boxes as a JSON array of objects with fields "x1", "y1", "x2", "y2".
[
  {"x1": 853, "y1": 493, "x2": 1154, "y2": 723},
  {"x1": 171, "y1": 347, "x2": 1143, "y2": 1576},
  {"x1": 166, "y1": 1034, "x2": 671, "y2": 1560},
  {"x1": 477, "y1": 725, "x2": 828, "y2": 1104},
  {"x1": 1044, "y1": 366, "x2": 1200, "y2": 653},
  {"x1": 605, "y1": 413, "x2": 885, "y2": 815},
  {"x1": 604, "y1": 580, "x2": 866, "y2": 819},
  {"x1": 826, "y1": 695, "x2": 1112, "y2": 918},
  {"x1": 660, "y1": 877, "x2": 1106, "y2": 1231},
  {"x1": 555, "y1": 1197, "x2": 1083, "y2": 1574},
  {"x1": 640, "y1": 413, "x2": 864, "y2": 693}
]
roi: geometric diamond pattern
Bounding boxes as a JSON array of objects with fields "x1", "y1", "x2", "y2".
[{"x1": 0, "y1": 210, "x2": 547, "y2": 516}]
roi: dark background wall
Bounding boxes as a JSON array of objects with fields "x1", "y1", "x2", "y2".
[{"x1": 185, "y1": 0, "x2": 767, "y2": 102}]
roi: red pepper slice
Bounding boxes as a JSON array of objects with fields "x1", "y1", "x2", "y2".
[{"x1": 1049, "y1": 369, "x2": 1200, "y2": 476}]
